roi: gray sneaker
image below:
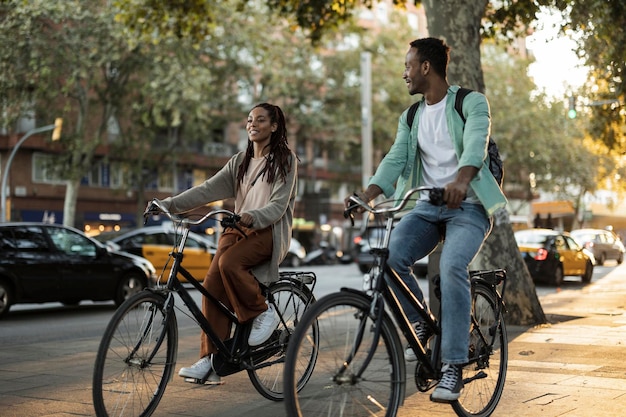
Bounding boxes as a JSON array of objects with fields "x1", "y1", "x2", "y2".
[
  {"x1": 430, "y1": 363, "x2": 463, "y2": 402},
  {"x1": 404, "y1": 321, "x2": 433, "y2": 362}
]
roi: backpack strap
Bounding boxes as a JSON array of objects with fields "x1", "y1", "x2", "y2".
[
  {"x1": 408, "y1": 87, "x2": 473, "y2": 129},
  {"x1": 406, "y1": 101, "x2": 420, "y2": 129},
  {"x1": 454, "y1": 87, "x2": 472, "y2": 123}
]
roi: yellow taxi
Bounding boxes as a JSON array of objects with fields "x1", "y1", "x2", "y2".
[
  {"x1": 514, "y1": 228, "x2": 595, "y2": 285},
  {"x1": 106, "y1": 226, "x2": 216, "y2": 283}
]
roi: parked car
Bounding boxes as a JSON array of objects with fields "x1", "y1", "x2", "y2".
[
  {"x1": 352, "y1": 224, "x2": 429, "y2": 275},
  {"x1": 280, "y1": 238, "x2": 307, "y2": 268},
  {"x1": 105, "y1": 225, "x2": 216, "y2": 283},
  {"x1": 0, "y1": 223, "x2": 156, "y2": 318},
  {"x1": 514, "y1": 228, "x2": 594, "y2": 285},
  {"x1": 570, "y1": 228, "x2": 624, "y2": 266}
]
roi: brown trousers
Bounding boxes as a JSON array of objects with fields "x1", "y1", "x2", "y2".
[{"x1": 200, "y1": 226, "x2": 273, "y2": 357}]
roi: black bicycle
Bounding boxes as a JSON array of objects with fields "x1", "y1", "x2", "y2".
[
  {"x1": 93, "y1": 199, "x2": 318, "y2": 417},
  {"x1": 283, "y1": 186, "x2": 508, "y2": 417}
]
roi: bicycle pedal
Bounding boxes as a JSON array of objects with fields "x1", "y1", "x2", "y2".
[{"x1": 183, "y1": 377, "x2": 204, "y2": 384}]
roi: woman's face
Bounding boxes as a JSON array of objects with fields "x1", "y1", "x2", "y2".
[{"x1": 247, "y1": 107, "x2": 277, "y2": 147}]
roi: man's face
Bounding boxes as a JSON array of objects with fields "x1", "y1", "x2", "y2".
[{"x1": 403, "y1": 47, "x2": 424, "y2": 96}]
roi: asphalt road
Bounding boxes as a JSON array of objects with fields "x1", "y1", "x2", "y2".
[{"x1": 0, "y1": 262, "x2": 619, "y2": 417}]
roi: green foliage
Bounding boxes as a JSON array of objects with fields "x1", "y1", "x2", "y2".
[
  {"x1": 563, "y1": 0, "x2": 626, "y2": 154},
  {"x1": 483, "y1": 44, "x2": 605, "y2": 201}
]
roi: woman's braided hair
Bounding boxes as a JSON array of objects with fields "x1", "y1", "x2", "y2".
[{"x1": 237, "y1": 103, "x2": 295, "y2": 184}]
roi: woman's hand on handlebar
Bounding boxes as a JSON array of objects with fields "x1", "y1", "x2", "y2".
[{"x1": 238, "y1": 212, "x2": 254, "y2": 228}]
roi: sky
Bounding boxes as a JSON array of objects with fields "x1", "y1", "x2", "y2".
[{"x1": 526, "y1": 10, "x2": 588, "y2": 99}]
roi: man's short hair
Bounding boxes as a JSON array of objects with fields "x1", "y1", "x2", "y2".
[{"x1": 409, "y1": 38, "x2": 450, "y2": 78}]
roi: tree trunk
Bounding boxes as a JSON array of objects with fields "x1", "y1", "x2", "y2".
[
  {"x1": 470, "y1": 209, "x2": 546, "y2": 325},
  {"x1": 63, "y1": 178, "x2": 80, "y2": 228},
  {"x1": 422, "y1": 0, "x2": 488, "y2": 89},
  {"x1": 423, "y1": 0, "x2": 546, "y2": 325}
]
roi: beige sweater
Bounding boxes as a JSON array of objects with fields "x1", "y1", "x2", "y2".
[{"x1": 160, "y1": 151, "x2": 297, "y2": 284}]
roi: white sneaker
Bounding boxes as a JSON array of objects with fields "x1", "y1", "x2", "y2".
[
  {"x1": 405, "y1": 347, "x2": 418, "y2": 362},
  {"x1": 178, "y1": 356, "x2": 213, "y2": 380},
  {"x1": 249, "y1": 303, "x2": 280, "y2": 346}
]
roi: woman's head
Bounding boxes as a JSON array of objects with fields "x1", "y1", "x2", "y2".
[
  {"x1": 248, "y1": 103, "x2": 287, "y2": 150},
  {"x1": 239, "y1": 103, "x2": 294, "y2": 183}
]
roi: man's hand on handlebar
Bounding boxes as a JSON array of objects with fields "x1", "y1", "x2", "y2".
[{"x1": 443, "y1": 181, "x2": 469, "y2": 209}]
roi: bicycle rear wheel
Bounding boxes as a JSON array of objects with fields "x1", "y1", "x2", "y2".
[
  {"x1": 93, "y1": 290, "x2": 178, "y2": 417},
  {"x1": 284, "y1": 290, "x2": 405, "y2": 417},
  {"x1": 453, "y1": 284, "x2": 507, "y2": 417},
  {"x1": 248, "y1": 281, "x2": 317, "y2": 401}
]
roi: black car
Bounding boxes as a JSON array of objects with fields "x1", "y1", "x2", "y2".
[{"x1": 0, "y1": 223, "x2": 156, "y2": 318}]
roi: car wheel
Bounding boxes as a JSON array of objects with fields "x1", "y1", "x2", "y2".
[
  {"x1": 597, "y1": 253, "x2": 606, "y2": 266},
  {"x1": 0, "y1": 280, "x2": 13, "y2": 319},
  {"x1": 581, "y1": 261, "x2": 593, "y2": 284},
  {"x1": 358, "y1": 264, "x2": 369, "y2": 274},
  {"x1": 618, "y1": 253, "x2": 624, "y2": 265},
  {"x1": 115, "y1": 274, "x2": 146, "y2": 306},
  {"x1": 553, "y1": 265, "x2": 564, "y2": 286}
]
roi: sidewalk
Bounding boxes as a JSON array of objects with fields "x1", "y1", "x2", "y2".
[
  {"x1": 401, "y1": 262, "x2": 626, "y2": 416},
  {"x1": 1, "y1": 264, "x2": 625, "y2": 416}
]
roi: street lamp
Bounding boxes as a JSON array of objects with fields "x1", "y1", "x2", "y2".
[{"x1": 1, "y1": 118, "x2": 63, "y2": 222}]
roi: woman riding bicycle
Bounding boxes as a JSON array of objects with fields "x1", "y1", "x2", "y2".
[{"x1": 154, "y1": 103, "x2": 298, "y2": 384}]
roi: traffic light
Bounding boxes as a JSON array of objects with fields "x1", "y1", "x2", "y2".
[
  {"x1": 568, "y1": 96, "x2": 577, "y2": 119},
  {"x1": 52, "y1": 118, "x2": 63, "y2": 141}
]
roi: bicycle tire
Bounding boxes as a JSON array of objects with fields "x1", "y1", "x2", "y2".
[
  {"x1": 248, "y1": 281, "x2": 317, "y2": 401},
  {"x1": 453, "y1": 284, "x2": 508, "y2": 417},
  {"x1": 93, "y1": 290, "x2": 178, "y2": 417},
  {"x1": 284, "y1": 290, "x2": 406, "y2": 417}
]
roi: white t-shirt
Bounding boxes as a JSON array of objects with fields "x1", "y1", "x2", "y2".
[{"x1": 417, "y1": 98, "x2": 458, "y2": 197}]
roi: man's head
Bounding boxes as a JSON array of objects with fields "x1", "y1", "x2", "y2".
[{"x1": 403, "y1": 37, "x2": 450, "y2": 96}]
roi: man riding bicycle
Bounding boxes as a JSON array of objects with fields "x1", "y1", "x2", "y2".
[{"x1": 347, "y1": 37, "x2": 507, "y2": 402}]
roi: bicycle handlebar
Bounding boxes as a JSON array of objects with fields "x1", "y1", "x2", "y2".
[
  {"x1": 343, "y1": 186, "x2": 445, "y2": 225},
  {"x1": 144, "y1": 198, "x2": 248, "y2": 238}
]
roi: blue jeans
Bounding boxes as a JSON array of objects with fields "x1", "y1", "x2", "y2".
[{"x1": 386, "y1": 200, "x2": 491, "y2": 365}]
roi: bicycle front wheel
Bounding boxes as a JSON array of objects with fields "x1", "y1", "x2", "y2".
[
  {"x1": 453, "y1": 284, "x2": 508, "y2": 417},
  {"x1": 93, "y1": 290, "x2": 178, "y2": 417},
  {"x1": 284, "y1": 290, "x2": 405, "y2": 417},
  {"x1": 248, "y1": 280, "x2": 317, "y2": 401}
]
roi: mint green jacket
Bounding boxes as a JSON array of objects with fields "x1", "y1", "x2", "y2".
[{"x1": 369, "y1": 86, "x2": 507, "y2": 217}]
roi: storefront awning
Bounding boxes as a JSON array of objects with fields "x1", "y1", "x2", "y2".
[{"x1": 531, "y1": 201, "x2": 575, "y2": 216}]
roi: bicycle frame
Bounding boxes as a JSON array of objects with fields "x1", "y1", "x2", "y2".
[{"x1": 342, "y1": 187, "x2": 506, "y2": 383}]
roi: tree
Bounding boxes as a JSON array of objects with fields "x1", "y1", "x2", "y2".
[
  {"x1": 109, "y1": 0, "x2": 553, "y2": 325},
  {"x1": 0, "y1": 1, "x2": 147, "y2": 227},
  {"x1": 564, "y1": 0, "x2": 626, "y2": 155}
]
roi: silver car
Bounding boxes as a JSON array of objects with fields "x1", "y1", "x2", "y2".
[{"x1": 571, "y1": 228, "x2": 625, "y2": 265}]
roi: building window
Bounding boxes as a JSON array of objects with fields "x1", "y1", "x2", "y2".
[{"x1": 32, "y1": 153, "x2": 64, "y2": 184}]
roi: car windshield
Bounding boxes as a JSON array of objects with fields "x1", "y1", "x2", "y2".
[{"x1": 571, "y1": 232, "x2": 594, "y2": 242}]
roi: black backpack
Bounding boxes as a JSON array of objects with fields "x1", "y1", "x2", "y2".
[{"x1": 406, "y1": 87, "x2": 504, "y2": 187}]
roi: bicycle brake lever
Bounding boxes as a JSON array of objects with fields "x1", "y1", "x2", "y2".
[
  {"x1": 343, "y1": 205, "x2": 358, "y2": 226},
  {"x1": 143, "y1": 200, "x2": 161, "y2": 225},
  {"x1": 221, "y1": 214, "x2": 248, "y2": 238},
  {"x1": 428, "y1": 188, "x2": 446, "y2": 206}
]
